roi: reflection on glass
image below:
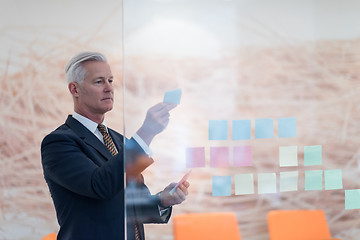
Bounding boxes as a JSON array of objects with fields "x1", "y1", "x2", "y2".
[{"x1": 124, "y1": 0, "x2": 360, "y2": 239}]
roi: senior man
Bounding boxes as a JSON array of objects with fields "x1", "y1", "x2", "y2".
[{"x1": 41, "y1": 52, "x2": 189, "y2": 240}]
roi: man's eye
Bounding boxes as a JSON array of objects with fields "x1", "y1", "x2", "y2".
[
  {"x1": 95, "y1": 80, "x2": 102, "y2": 84},
  {"x1": 109, "y1": 79, "x2": 113, "y2": 83}
]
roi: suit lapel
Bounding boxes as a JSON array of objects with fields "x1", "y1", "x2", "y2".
[{"x1": 65, "y1": 115, "x2": 113, "y2": 160}]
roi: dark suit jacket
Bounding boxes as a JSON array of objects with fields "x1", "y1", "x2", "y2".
[{"x1": 41, "y1": 115, "x2": 171, "y2": 240}]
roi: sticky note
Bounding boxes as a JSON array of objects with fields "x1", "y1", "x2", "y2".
[
  {"x1": 163, "y1": 88, "x2": 182, "y2": 104},
  {"x1": 209, "y1": 120, "x2": 228, "y2": 140},
  {"x1": 232, "y1": 120, "x2": 251, "y2": 140},
  {"x1": 278, "y1": 117, "x2": 297, "y2": 138},
  {"x1": 235, "y1": 173, "x2": 254, "y2": 195},
  {"x1": 233, "y1": 146, "x2": 252, "y2": 167},
  {"x1": 210, "y1": 147, "x2": 229, "y2": 168},
  {"x1": 280, "y1": 171, "x2": 298, "y2": 192},
  {"x1": 258, "y1": 173, "x2": 276, "y2": 194},
  {"x1": 279, "y1": 146, "x2": 298, "y2": 167},
  {"x1": 186, "y1": 147, "x2": 206, "y2": 168},
  {"x1": 305, "y1": 170, "x2": 323, "y2": 191},
  {"x1": 324, "y1": 169, "x2": 343, "y2": 190},
  {"x1": 212, "y1": 176, "x2": 232, "y2": 196},
  {"x1": 304, "y1": 145, "x2": 322, "y2": 166},
  {"x1": 345, "y1": 189, "x2": 360, "y2": 210},
  {"x1": 255, "y1": 118, "x2": 274, "y2": 139}
]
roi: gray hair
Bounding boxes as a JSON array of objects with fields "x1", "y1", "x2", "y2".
[{"x1": 65, "y1": 52, "x2": 107, "y2": 84}]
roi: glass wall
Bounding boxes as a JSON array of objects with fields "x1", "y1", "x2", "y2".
[{"x1": 123, "y1": 0, "x2": 360, "y2": 239}]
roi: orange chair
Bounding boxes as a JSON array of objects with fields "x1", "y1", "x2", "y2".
[
  {"x1": 42, "y1": 232, "x2": 57, "y2": 240},
  {"x1": 173, "y1": 212, "x2": 241, "y2": 240},
  {"x1": 267, "y1": 210, "x2": 341, "y2": 240}
]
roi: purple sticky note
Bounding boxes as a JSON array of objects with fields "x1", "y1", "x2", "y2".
[
  {"x1": 186, "y1": 147, "x2": 206, "y2": 168},
  {"x1": 210, "y1": 147, "x2": 229, "y2": 168},
  {"x1": 233, "y1": 146, "x2": 252, "y2": 167}
]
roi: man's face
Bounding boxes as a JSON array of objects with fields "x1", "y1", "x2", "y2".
[{"x1": 75, "y1": 61, "x2": 114, "y2": 116}]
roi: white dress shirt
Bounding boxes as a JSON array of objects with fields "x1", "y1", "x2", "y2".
[{"x1": 72, "y1": 112, "x2": 152, "y2": 156}]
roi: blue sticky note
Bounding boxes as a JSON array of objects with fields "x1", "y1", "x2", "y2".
[
  {"x1": 345, "y1": 189, "x2": 360, "y2": 210},
  {"x1": 278, "y1": 117, "x2": 297, "y2": 138},
  {"x1": 255, "y1": 118, "x2": 274, "y2": 139},
  {"x1": 212, "y1": 176, "x2": 231, "y2": 196},
  {"x1": 209, "y1": 120, "x2": 228, "y2": 140},
  {"x1": 232, "y1": 120, "x2": 251, "y2": 140},
  {"x1": 304, "y1": 145, "x2": 322, "y2": 166},
  {"x1": 324, "y1": 169, "x2": 343, "y2": 190},
  {"x1": 305, "y1": 170, "x2": 323, "y2": 191},
  {"x1": 163, "y1": 88, "x2": 182, "y2": 104}
]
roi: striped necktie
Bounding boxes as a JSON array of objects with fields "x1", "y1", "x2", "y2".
[
  {"x1": 97, "y1": 124, "x2": 118, "y2": 156},
  {"x1": 134, "y1": 222, "x2": 141, "y2": 240}
]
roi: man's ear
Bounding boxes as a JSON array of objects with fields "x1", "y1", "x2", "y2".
[{"x1": 68, "y1": 82, "x2": 80, "y2": 97}]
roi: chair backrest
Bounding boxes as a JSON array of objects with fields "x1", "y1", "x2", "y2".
[
  {"x1": 41, "y1": 232, "x2": 57, "y2": 240},
  {"x1": 267, "y1": 210, "x2": 332, "y2": 240},
  {"x1": 173, "y1": 212, "x2": 241, "y2": 240}
]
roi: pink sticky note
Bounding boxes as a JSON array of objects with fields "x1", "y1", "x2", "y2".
[
  {"x1": 210, "y1": 147, "x2": 229, "y2": 168},
  {"x1": 186, "y1": 147, "x2": 206, "y2": 168},
  {"x1": 233, "y1": 146, "x2": 252, "y2": 167}
]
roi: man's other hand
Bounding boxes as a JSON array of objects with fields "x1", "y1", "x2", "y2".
[{"x1": 136, "y1": 102, "x2": 177, "y2": 145}]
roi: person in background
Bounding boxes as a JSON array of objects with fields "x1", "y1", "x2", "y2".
[{"x1": 41, "y1": 52, "x2": 189, "y2": 240}]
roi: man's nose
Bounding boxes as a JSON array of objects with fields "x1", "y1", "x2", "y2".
[{"x1": 104, "y1": 80, "x2": 113, "y2": 91}]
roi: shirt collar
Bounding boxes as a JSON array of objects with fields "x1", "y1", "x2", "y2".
[{"x1": 72, "y1": 112, "x2": 108, "y2": 134}]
